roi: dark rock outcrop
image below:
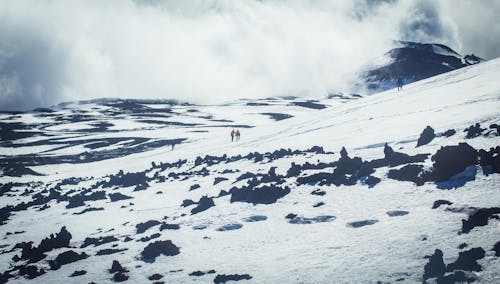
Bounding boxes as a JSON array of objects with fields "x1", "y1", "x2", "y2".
[
  {"x1": 417, "y1": 126, "x2": 435, "y2": 147},
  {"x1": 141, "y1": 240, "x2": 180, "y2": 262},
  {"x1": 461, "y1": 207, "x2": 500, "y2": 234},
  {"x1": 423, "y1": 249, "x2": 446, "y2": 280},
  {"x1": 213, "y1": 274, "x2": 252, "y2": 283}
]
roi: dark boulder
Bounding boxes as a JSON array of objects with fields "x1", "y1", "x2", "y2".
[
  {"x1": 70, "y1": 270, "x2": 87, "y2": 277},
  {"x1": 230, "y1": 185, "x2": 290, "y2": 204},
  {"x1": 191, "y1": 196, "x2": 215, "y2": 215},
  {"x1": 109, "y1": 193, "x2": 133, "y2": 202},
  {"x1": 432, "y1": 200, "x2": 453, "y2": 209},
  {"x1": 141, "y1": 240, "x2": 180, "y2": 262},
  {"x1": 464, "y1": 123, "x2": 485, "y2": 138},
  {"x1": 431, "y1": 143, "x2": 478, "y2": 182},
  {"x1": 446, "y1": 247, "x2": 485, "y2": 272},
  {"x1": 136, "y1": 220, "x2": 161, "y2": 234},
  {"x1": 417, "y1": 126, "x2": 435, "y2": 147},
  {"x1": 49, "y1": 250, "x2": 89, "y2": 270},
  {"x1": 213, "y1": 274, "x2": 252, "y2": 283},
  {"x1": 423, "y1": 249, "x2": 446, "y2": 280},
  {"x1": 461, "y1": 207, "x2": 500, "y2": 234}
]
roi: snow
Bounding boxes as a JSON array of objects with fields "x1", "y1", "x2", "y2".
[{"x1": 0, "y1": 58, "x2": 499, "y2": 283}]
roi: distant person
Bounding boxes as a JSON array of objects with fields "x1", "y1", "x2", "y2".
[
  {"x1": 236, "y1": 130, "x2": 241, "y2": 141},
  {"x1": 231, "y1": 129, "x2": 235, "y2": 142},
  {"x1": 171, "y1": 143, "x2": 175, "y2": 151},
  {"x1": 397, "y1": 77, "x2": 404, "y2": 91}
]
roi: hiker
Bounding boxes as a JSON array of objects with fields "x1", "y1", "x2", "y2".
[
  {"x1": 231, "y1": 129, "x2": 235, "y2": 142},
  {"x1": 397, "y1": 77, "x2": 404, "y2": 91},
  {"x1": 236, "y1": 130, "x2": 241, "y2": 141}
]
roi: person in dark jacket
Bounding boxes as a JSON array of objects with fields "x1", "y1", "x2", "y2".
[
  {"x1": 397, "y1": 77, "x2": 404, "y2": 91},
  {"x1": 231, "y1": 129, "x2": 235, "y2": 142},
  {"x1": 236, "y1": 129, "x2": 240, "y2": 141}
]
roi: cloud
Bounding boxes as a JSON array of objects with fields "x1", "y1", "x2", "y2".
[{"x1": 0, "y1": 0, "x2": 499, "y2": 110}]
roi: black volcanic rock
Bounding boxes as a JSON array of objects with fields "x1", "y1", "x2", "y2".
[
  {"x1": 431, "y1": 143, "x2": 478, "y2": 182},
  {"x1": 18, "y1": 265, "x2": 46, "y2": 279},
  {"x1": 70, "y1": 270, "x2": 87, "y2": 277},
  {"x1": 432, "y1": 200, "x2": 453, "y2": 209},
  {"x1": 464, "y1": 123, "x2": 486, "y2": 139},
  {"x1": 81, "y1": 235, "x2": 118, "y2": 248},
  {"x1": 446, "y1": 247, "x2": 485, "y2": 272},
  {"x1": 213, "y1": 274, "x2": 252, "y2": 283},
  {"x1": 416, "y1": 126, "x2": 435, "y2": 147},
  {"x1": 141, "y1": 240, "x2": 180, "y2": 262},
  {"x1": 109, "y1": 192, "x2": 133, "y2": 202},
  {"x1": 423, "y1": 249, "x2": 446, "y2": 280},
  {"x1": 49, "y1": 250, "x2": 88, "y2": 270},
  {"x1": 191, "y1": 196, "x2": 215, "y2": 215},
  {"x1": 136, "y1": 220, "x2": 161, "y2": 234},
  {"x1": 230, "y1": 185, "x2": 290, "y2": 204},
  {"x1": 461, "y1": 207, "x2": 500, "y2": 234}
]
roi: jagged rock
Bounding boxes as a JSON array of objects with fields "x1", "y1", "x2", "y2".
[
  {"x1": 109, "y1": 260, "x2": 127, "y2": 274},
  {"x1": 18, "y1": 226, "x2": 72, "y2": 263},
  {"x1": 136, "y1": 220, "x2": 161, "y2": 234},
  {"x1": 384, "y1": 144, "x2": 428, "y2": 167},
  {"x1": 464, "y1": 123, "x2": 485, "y2": 138},
  {"x1": 138, "y1": 233, "x2": 161, "y2": 242},
  {"x1": 446, "y1": 247, "x2": 485, "y2": 272},
  {"x1": 81, "y1": 235, "x2": 118, "y2": 248},
  {"x1": 96, "y1": 248, "x2": 127, "y2": 255},
  {"x1": 387, "y1": 164, "x2": 426, "y2": 185},
  {"x1": 214, "y1": 177, "x2": 228, "y2": 185},
  {"x1": 313, "y1": 202, "x2": 325, "y2": 208},
  {"x1": 242, "y1": 215, "x2": 267, "y2": 222},
  {"x1": 417, "y1": 126, "x2": 435, "y2": 147},
  {"x1": 190, "y1": 184, "x2": 201, "y2": 191},
  {"x1": 432, "y1": 200, "x2": 453, "y2": 209},
  {"x1": 423, "y1": 249, "x2": 446, "y2": 280},
  {"x1": 141, "y1": 240, "x2": 180, "y2": 262},
  {"x1": 311, "y1": 189, "x2": 326, "y2": 196},
  {"x1": 181, "y1": 199, "x2": 195, "y2": 207},
  {"x1": 230, "y1": 185, "x2": 290, "y2": 204},
  {"x1": 442, "y1": 129, "x2": 456, "y2": 137},
  {"x1": 109, "y1": 193, "x2": 133, "y2": 202},
  {"x1": 159, "y1": 223, "x2": 180, "y2": 231},
  {"x1": 365, "y1": 176, "x2": 381, "y2": 187},
  {"x1": 461, "y1": 207, "x2": 500, "y2": 234},
  {"x1": 216, "y1": 224, "x2": 243, "y2": 231},
  {"x1": 148, "y1": 273, "x2": 164, "y2": 280},
  {"x1": 49, "y1": 250, "x2": 89, "y2": 270},
  {"x1": 191, "y1": 196, "x2": 215, "y2": 215},
  {"x1": 70, "y1": 270, "x2": 87, "y2": 277},
  {"x1": 431, "y1": 143, "x2": 478, "y2": 182},
  {"x1": 213, "y1": 274, "x2": 252, "y2": 283}
]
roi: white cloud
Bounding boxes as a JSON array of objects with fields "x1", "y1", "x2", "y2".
[{"x1": 0, "y1": 0, "x2": 499, "y2": 110}]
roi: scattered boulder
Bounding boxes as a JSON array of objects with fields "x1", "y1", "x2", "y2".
[
  {"x1": 461, "y1": 207, "x2": 500, "y2": 234},
  {"x1": 136, "y1": 220, "x2": 161, "y2": 234},
  {"x1": 441, "y1": 129, "x2": 456, "y2": 137},
  {"x1": 432, "y1": 200, "x2": 453, "y2": 209},
  {"x1": 464, "y1": 123, "x2": 485, "y2": 139},
  {"x1": 346, "y1": 219, "x2": 378, "y2": 228},
  {"x1": 446, "y1": 247, "x2": 485, "y2": 272},
  {"x1": 109, "y1": 260, "x2": 127, "y2": 274},
  {"x1": 141, "y1": 240, "x2": 180, "y2": 262},
  {"x1": 313, "y1": 202, "x2": 325, "y2": 208},
  {"x1": 49, "y1": 250, "x2": 89, "y2": 270},
  {"x1": 109, "y1": 193, "x2": 133, "y2": 202},
  {"x1": 148, "y1": 273, "x2": 164, "y2": 280},
  {"x1": 230, "y1": 185, "x2": 290, "y2": 204},
  {"x1": 96, "y1": 248, "x2": 127, "y2": 255},
  {"x1": 213, "y1": 274, "x2": 252, "y2": 283},
  {"x1": 159, "y1": 223, "x2": 180, "y2": 231},
  {"x1": 423, "y1": 249, "x2": 446, "y2": 280},
  {"x1": 81, "y1": 235, "x2": 118, "y2": 248},
  {"x1": 113, "y1": 271, "x2": 129, "y2": 282},
  {"x1": 431, "y1": 143, "x2": 478, "y2": 182},
  {"x1": 311, "y1": 189, "x2": 326, "y2": 196},
  {"x1": 417, "y1": 126, "x2": 435, "y2": 147},
  {"x1": 191, "y1": 196, "x2": 215, "y2": 215},
  {"x1": 70, "y1": 270, "x2": 87, "y2": 277}
]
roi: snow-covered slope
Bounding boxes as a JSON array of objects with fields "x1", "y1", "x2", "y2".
[{"x1": 0, "y1": 58, "x2": 499, "y2": 283}]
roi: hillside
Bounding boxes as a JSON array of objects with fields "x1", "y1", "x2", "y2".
[{"x1": 0, "y1": 58, "x2": 499, "y2": 283}]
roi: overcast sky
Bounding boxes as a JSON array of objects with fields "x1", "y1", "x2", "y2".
[{"x1": 1, "y1": 0, "x2": 499, "y2": 110}]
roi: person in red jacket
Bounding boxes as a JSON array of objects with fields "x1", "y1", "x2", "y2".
[{"x1": 230, "y1": 129, "x2": 235, "y2": 142}]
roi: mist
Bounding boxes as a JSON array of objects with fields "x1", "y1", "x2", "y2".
[{"x1": 1, "y1": 0, "x2": 499, "y2": 110}]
